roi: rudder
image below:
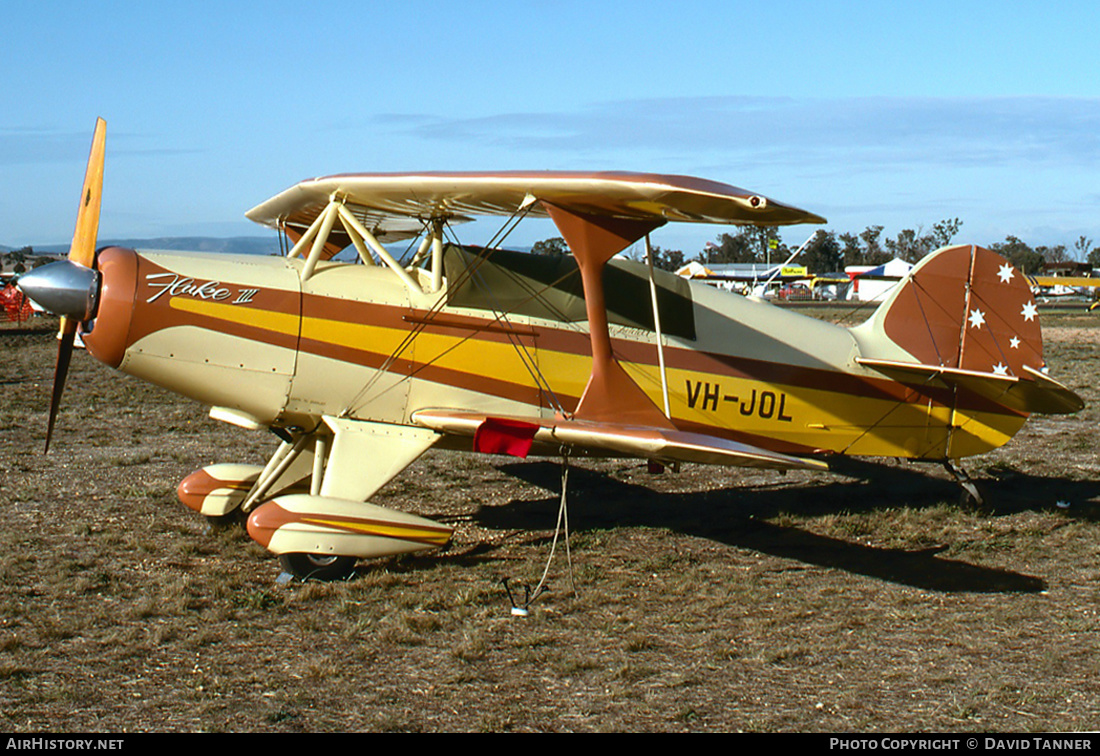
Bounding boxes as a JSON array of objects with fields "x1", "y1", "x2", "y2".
[
  {"x1": 877, "y1": 245, "x2": 1043, "y2": 376},
  {"x1": 858, "y1": 244, "x2": 1082, "y2": 418}
]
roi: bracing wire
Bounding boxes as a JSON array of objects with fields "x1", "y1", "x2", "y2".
[
  {"x1": 339, "y1": 204, "x2": 538, "y2": 416},
  {"x1": 503, "y1": 448, "x2": 577, "y2": 616},
  {"x1": 340, "y1": 203, "x2": 589, "y2": 419}
]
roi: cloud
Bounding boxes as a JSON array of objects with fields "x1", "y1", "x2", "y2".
[
  {"x1": 363, "y1": 95, "x2": 1100, "y2": 248},
  {"x1": 373, "y1": 95, "x2": 1100, "y2": 173},
  {"x1": 0, "y1": 127, "x2": 202, "y2": 168},
  {"x1": 0, "y1": 127, "x2": 91, "y2": 167}
]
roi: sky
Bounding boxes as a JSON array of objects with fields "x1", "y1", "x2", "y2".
[{"x1": 2, "y1": 0, "x2": 1099, "y2": 258}]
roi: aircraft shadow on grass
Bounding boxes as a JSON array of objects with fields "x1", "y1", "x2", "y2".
[{"x1": 455, "y1": 459, "x2": 1100, "y2": 594}]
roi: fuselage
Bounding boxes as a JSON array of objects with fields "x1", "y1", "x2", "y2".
[{"x1": 82, "y1": 245, "x2": 1029, "y2": 463}]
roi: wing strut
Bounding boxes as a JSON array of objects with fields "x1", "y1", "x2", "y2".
[
  {"x1": 543, "y1": 202, "x2": 672, "y2": 427},
  {"x1": 644, "y1": 234, "x2": 671, "y2": 418},
  {"x1": 340, "y1": 201, "x2": 547, "y2": 419},
  {"x1": 286, "y1": 196, "x2": 442, "y2": 293}
]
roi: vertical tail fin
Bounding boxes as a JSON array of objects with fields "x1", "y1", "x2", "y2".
[
  {"x1": 878, "y1": 245, "x2": 1042, "y2": 373},
  {"x1": 858, "y1": 244, "x2": 1082, "y2": 416}
]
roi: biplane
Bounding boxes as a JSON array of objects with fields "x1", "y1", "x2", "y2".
[{"x1": 18, "y1": 119, "x2": 1084, "y2": 580}]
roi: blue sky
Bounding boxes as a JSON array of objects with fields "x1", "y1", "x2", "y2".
[{"x1": 3, "y1": 1, "x2": 1099, "y2": 257}]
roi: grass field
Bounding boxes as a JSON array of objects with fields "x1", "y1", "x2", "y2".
[{"x1": 0, "y1": 307, "x2": 1098, "y2": 732}]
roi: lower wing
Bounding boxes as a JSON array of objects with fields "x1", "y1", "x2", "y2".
[{"x1": 411, "y1": 409, "x2": 828, "y2": 471}]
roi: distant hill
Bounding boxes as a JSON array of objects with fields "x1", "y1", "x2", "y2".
[
  {"x1": 2, "y1": 237, "x2": 538, "y2": 259},
  {"x1": 2, "y1": 237, "x2": 279, "y2": 256}
]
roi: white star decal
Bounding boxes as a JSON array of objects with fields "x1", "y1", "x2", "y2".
[
  {"x1": 1021, "y1": 302, "x2": 1038, "y2": 322},
  {"x1": 992, "y1": 362, "x2": 1009, "y2": 376},
  {"x1": 997, "y1": 263, "x2": 1015, "y2": 284},
  {"x1": 968, "y1": 308, "x2": 986, "y2": 329},
  {"x1": 1009, "y1": 336, "x2": 1020, "y2": 349}
]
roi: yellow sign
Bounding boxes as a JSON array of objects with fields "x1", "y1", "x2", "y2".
[{"x1": 780, "y1": 265, "x2": 807, "y2": 277}]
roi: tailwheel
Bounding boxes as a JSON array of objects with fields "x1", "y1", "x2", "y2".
[
  {"x1": 944, "y1": 459, "x2": 986, "y2": 508},
  {"x1": 278, "y1": 552, "x2": 357, "y2": 581}
]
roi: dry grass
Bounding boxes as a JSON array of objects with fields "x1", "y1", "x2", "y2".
[{"x1": 0, "y1": 308, "x2": 1098, "y2": 732}]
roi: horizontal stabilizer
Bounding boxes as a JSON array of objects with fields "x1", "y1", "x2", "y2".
[
  {"x1": 412, "y1": 409, "x2": 828, "y2": 472},
  {"x1": 1020, "y1": 365, "x2": 1086, "y2": 414},
  {"x1": 857, "y1": 358, "x2": 1083, "y2": 415},
  {"x1": 857, "y1": 245, "x2": 1084, "y2": 418}
]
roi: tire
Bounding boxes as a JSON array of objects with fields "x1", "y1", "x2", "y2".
[
  {"x1": 278, "y1": 552, "x2": 357, "y2": 581},
  {"x1": 204, "y1": 511, "x2": 244, "y2": 531}
]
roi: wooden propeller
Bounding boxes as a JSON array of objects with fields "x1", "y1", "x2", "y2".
[{"x1": 45, "y1": 117, "x2": 106, "y2": 451}]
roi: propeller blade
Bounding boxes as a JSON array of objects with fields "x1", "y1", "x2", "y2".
[
  {"x1": 70, "y1": 117, "x2": 106, "y2": 269},
  {"x1": 45, "y1": 322, "x2": 78, "y2": 453},
  {"x1": 41, "y1": 117, "x2": 106, "y2": 452}
]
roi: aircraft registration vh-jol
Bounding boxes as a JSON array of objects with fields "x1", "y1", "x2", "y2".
[{"x1": 17, "y1": 120, "x2": 1084, "y2": 581}]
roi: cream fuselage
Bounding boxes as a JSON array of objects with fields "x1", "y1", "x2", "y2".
[{"x1": 82, "y1": 246, "x2": 1027, "y2": 463}]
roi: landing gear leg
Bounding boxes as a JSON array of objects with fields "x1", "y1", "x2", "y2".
[{"x1": 944, "y1": 459, "x2": 984, "y2": 507}]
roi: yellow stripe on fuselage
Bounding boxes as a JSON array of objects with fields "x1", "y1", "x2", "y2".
[
  {"x1": 170, "y1": 297, "x2": 300, "y2": 336},
  {"x1": 621, "y1": 361, "x2": 1022, "y2": 458},
  {"x1": 170, "y1": 297, "x2": 592, "y2": 408},
  {"x1": 169, "y1": 298, "x2": 1023, "y2": 460}
]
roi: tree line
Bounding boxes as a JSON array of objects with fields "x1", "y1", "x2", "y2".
[
  {"x1": 10, "y1": 230, "x2": 1096, "y2": 279},
  {"x1": 533, "y1": 222, "x2": 1098, "y2": 276}
]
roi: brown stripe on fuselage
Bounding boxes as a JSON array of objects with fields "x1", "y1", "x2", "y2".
[
  {"x1": 310, "y1": 294, "x2": 1013, "y2": 417},
  {"x1": 672, "y1": 418, "x2": 820, "y2": 456},
  {"x1": 120, "y1": 266, "x2": 1025, "y2": 423},
  {"x1": 124, "y1": 256, "x2": 301, "y2": 352},
  {"x1": 302, "y1": 291, "x2": 574, "y2": 347},
  {"x1": 301, "y1": 293, "x2": 1029, "y2": 420},
  {"x1": 296, "y1": 333, "x2": 561, "y2": 409}
]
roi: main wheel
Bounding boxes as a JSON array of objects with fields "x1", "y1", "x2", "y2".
[
  {"x1": 204, "y1": 511, "x2": 244, "y2": 531},
  {"x1": 278, "y1": 553, "x2": 357, "y2": 581}
]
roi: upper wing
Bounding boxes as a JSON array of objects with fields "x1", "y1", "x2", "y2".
[
  {"x1": 245, "y1": 171, "x2": 826, "y2": 243},
  {"x1": 412, "y1": 408, "x2": 829, "y2": 472},
  {"x1": 249, "y1": 171, "x2": 830, "y2": 471}
]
